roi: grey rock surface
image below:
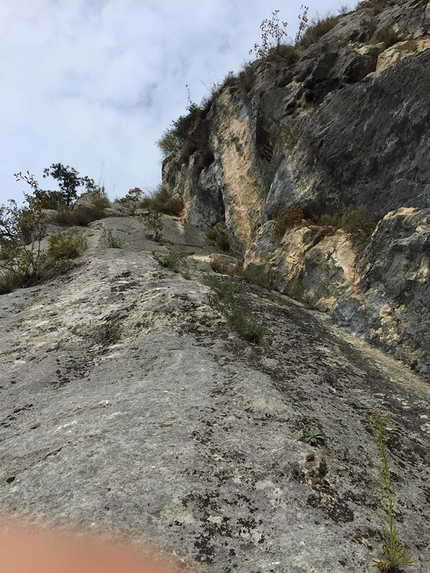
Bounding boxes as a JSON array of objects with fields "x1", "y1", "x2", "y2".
[{"x1": 0, "y1": 216, "x2": 429, "y2": 572}]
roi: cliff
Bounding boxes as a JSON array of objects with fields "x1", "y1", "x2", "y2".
[{"x1": 162, "y1": 0, "x2": 430, "y2": 381}]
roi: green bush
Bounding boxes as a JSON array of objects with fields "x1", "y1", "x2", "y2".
[
  {"x1": 153, "y1": 251, "x2": 190, "y2": 278},
  {"x1": 228, "y1": 307, "x2": 263, "y2": 343},
  {"x1": 48, "y1": 229, "x2": 86, "y2": 261},
  {"x1": 115, "y1": 187, "x2": 144, "y2": 214},
  {"x1": 102, "y1": 228, "x2": 122, "y2": 248},
  {"x1": 141, "y1": 211, "x2": 164, "y2": 242},
  {"x1": 284, "y1": 276, "x2": 313, "y2": 307},
  {"x1": 357, "y1": 0, "x2": 399, "y2": 13},
  {"x1": 296, "y1": 14, "x2": 340, "y2": 48},
  {"x1": 0, "y1": 227, "x2": 86, "y2": 294},
  {"x1": 55, "y1": 201, "x2": 108, "y2": 227},
  {"x1": 372, "y1": 26, "x2": 402, "y2": 47},
  {"x1": 140, "y1": 186, "x2": 183, "y2": 217},
  {"x1": 312, "y1": 204, "x2": 377, "y2": 238},
  {"x1": 262, "y1": 44, "x2": 300, "y2": 68},
  {"x1": 205, "y1": 275, "x2": 263, "y2": 343},
  {"x1": 0, "y1": 268, "x2": 22, "y2": 295},
  {"x1": 157, "y1": 103, "x2": 204, "y2": 160},
  {"x1": 15, "y1": 164, "x2": 105, "y2": 210},
  {"x1": 205, "y1": 223, "x2": 230, "y2": 252},
  {"x1": 238, "y1": 264, "x2": 272, "y2": 289}
]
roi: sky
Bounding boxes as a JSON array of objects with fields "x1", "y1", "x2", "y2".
[{"x1": 0, "y1": 0, "x2": 349, "y2": 206}]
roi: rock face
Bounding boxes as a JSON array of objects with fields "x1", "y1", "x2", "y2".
[
  {"x1": 0, "y1": 216, "x2": 429, "y2": 572},
  {"x1": 162, "y1": 0, "x2": 430, "y2": 380}
]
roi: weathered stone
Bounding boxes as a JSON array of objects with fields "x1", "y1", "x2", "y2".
[
  {"x1": 0, "y1": 216, "x2": 429, "y2": 572},
  {"x1": 376, "y1": 36, "x2": 430, "y2": 71}
]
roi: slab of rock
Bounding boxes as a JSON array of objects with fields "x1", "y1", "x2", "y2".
[{"x1": 0, "y1": 217, "x2": 429, "y2": 572}]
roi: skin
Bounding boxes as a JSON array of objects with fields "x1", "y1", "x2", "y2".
[{"x1": 0, "y1": 522, "x2": 185, "y2": 573}]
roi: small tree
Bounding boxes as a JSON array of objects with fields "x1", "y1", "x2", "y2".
[
  {"x1": 43, "y1": 163, "x2": 101, "y2": 207},
  {"x1": 0, "y1": 200, "x2": 23, "y2": 245}
]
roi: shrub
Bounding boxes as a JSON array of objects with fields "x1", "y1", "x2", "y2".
[
  {"x1": 55, "y1": 202, "x2": 107, "y2": 227},
  {"x1": 237, "y1": 67, "x2": 255, "y2": 93},
  {"x1": 15, "y1": 165, "x2": 105, "y2": 210},
  {"x1": 153, "y1": 251, "x2": 190, "y2": 278},
  {"x1": 205, "y1": 275, "x2": 263, "y2": 343},
  {"x1": 372, "y1": 26, "x2": 402, "y2": 47},
  {"x1": 0, "y1": 268, "x2": 22, "y2": 295},
  {"x1": 284, "y1": 276, "x2": 313, "y2": 307},
  {"x1": 102, "y1": 228, "x2": 122, "y2": 248},
  {"x1": 295, "y1": 4, "x2": 310, "y2": 44},
  {"x1": 0, "y1": 200, "x2": 23, "y2": 246},
  {"x1": 273, "y1": 205, "x2": 304, "y2": 237},
  {"x1": 356, "y1": 0, "x2": 399, "y2": 13},
  {"x1": 157, "y1": 103, "x2": 203, "y2": 160},
  {"x1": 228, "y1": 308, "x2": 263, "y2": 343},
  {"x1": 140, "y1": 186, "x2": 183, "y2": 217},
  {"x1": 210, "y1": 256, "x2": 237, "y2": 276},
  {"x1": 264, "y1": 44, "x2": 300, "y2": 67},
  {"x1": 0, "y1": 227, "x2": 86, "y2": 294},
  {"x1": 361, "y1": 15, "x2": 378, "y2": 36},
  {"x1": 296, "y1": 14, "x2": 340, "y2": 48},
  {"x1": 116, "y1": 187, "x2": 145, "y2": 214},
  {"x1": 369, "y1": 410, "x2": 414, "y2": 572},
  {"x1": 47, "y1": 229, "x2": 87, "y2": 264},
  {"x1": 205, "y1": 223, "x2": 230, "y2": 252},
  {"x1": 141, "y1": 211, "x2": 164, "y2": 242},
  {"x1": 238, "y1": 264, "x2": 272, "y2": 289},
  {"x1": 312, "y1": 204, "x2": 377, "y2": 238}
]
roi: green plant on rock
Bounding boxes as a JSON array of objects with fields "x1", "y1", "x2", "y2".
[
  {"x1": 205, "y1": 223, "x2": 230, "y2": 253},
  {"x1": 296, "y1": 13, "x2": 340, "y2": 48},
  {"x1": 369, "y1": 409, "x2": 414, "y2": 572},
  {"x1": 157, "y1": 103, "x2": 203, "y2": 160},
  {"x1": 141, "y1": 211, "x2": 164, "y2": 242},
  {"x1": 301, "y1": 429, "x2": 326, "y2": 446},
  {"x1": 205, "y1": 275, "x2": 263, "y2": 343},
  {"x1": 0, "y1": 199, "x2": 26, "y2": 246},
  {"x1": 238, "y1": 264, "x2": 272, "y2": 290},
  {"x1": 153, "y1": 251, "x2": 188, "y2": 274},
  {"x1": 140, "y1": 185, "x2": 183, "y2": 216},
  {"x1": 279, "y1": 123, "x2": 298, "y2": 151},
  {"x1": 357, "y1": 0, "x2": 400, "y2": 14},
  {"x1": 115, "y1": 187, "x2": 144, "y2": 214},
  {"x1": 312, "y1": 204, "x2": 377, "y2": 239},
  {"x1": 284, "y1": 276, "x2": 313, "y2": 307},
  {"x1": 372, "y1": 26, "x2": 402, "y2": 47},
  {"x1": 102, "y1": 228, "x2": 122, "y2": 248},
  {"x1": 0, "y1": 227, "x2": 86, "y2": 294}
]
